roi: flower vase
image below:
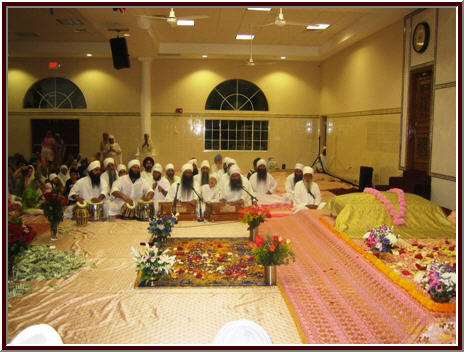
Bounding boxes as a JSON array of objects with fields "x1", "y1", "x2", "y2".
[
  {"x1": 249, "y1": 227, "x2": 257, "y2": 242},
  {"x1": 264, "y1": 265, "x2": 277, "y2": 286},
  {"x1": 50, "y1": 222, "x2": 59, "y2": 241},
  {"x1": 147, "y1": 277, "x2": 160, "y2": 287}
]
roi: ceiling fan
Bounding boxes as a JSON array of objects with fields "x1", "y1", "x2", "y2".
[
  {"x1": 137, "y1": 8, "x2": 208, "y2": 27},
  {"x1": 243, "y1": 25, "x2": 276, "y2": 67},
  {"x1": 261, "y1": 8, "x2": 309, "y2": 27}
]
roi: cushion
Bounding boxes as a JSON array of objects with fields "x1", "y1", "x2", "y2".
[{"x1": 323, "y1": 192, "x2": 456, "y2": 239}]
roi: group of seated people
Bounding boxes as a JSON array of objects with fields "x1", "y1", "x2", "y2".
[{"x1": 8, "y1": 152, "x2": 324, "y2": 220}]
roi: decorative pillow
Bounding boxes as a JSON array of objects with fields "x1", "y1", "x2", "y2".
[
  {"x1": 323, "y1": 192, "x2": 456, "y2": 239},
  {"x1": 447, "y1": 209, "x2": 456, "y2": 224}
]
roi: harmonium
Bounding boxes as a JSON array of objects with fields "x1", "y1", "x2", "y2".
[
  {"x1": 158, "y1": 201, "x2": 196, "y2": 221},
  {"x1": 204, "y1": 202, "x2": 243, "y2": 221}
]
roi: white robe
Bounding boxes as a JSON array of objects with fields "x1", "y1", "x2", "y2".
[
  {"x1": 57, "y1": 172, "x2": 69, "y2": 188},
  {"x1": 220, "y1": 175, "x2": 255, "y2": 207},
  {"x1": 293, "y1": 180, "x2": 323, "y2": 213},
  {"x1": 151, "y1": 176, "x2": 170, "y2": 214},
  {"x1": 64, "y1": 176, "x2": 110, "y2": 219},
  {"x1": 285, "y1": 173, "x2": 299, "y2": 194},
  {"x1": 249, "y1": 172, "x2": 277, "y2": 194},
  {"x1": 165, "y1": 181, "x2": 199, "y2": 202},
  {"x1": 101, "y1": 170, "x2": 119, "y2": 190},
  {"x1": 108, "y1": 175, "x2": 153, "y2": 216},
  {"x1": 166, "y1": 175, "x2": 181, "y2": 186},
  {"x1": 103, "y1": 142, "x2": 122, "y2": 165},
  {"x1": 141, "y1": 170, "x2": 153, "y2": 183},
  {"x1": 193, "y1": 173, "x2": 209, "y2": 188},
  {"x1": 201, "y1": 184, "x2": 222, "y2": 203}
]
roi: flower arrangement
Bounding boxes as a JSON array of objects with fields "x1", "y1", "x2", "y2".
[
  {"x1": 363, "y1": 224, "x2": 399, "y2": 253},
  {"x1": 132, "y1": 244, "x2": 177, "y2": 284},
  {"x1": 240, "y1": 205, "x2": 271, "y2": 230},
  {"x1": 148, "y1": 215, "x2": 177, "y2": 243},
  {"x1": 418, "y1": 262, "x2": 456, "y2": 302},
  {"x1": 364, "y1": 188, "x2": 406, "y2": 225},
  {"x1": 8, "y1": 218, "x2": 37, "y2": 275},
  {"x1": 42, "y1": 188, "x2": 67, "y2": 224},
  {"x1": 248, "y1": 235, "x2": 295, "y2": 266}
]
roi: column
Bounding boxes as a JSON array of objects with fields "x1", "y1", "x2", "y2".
[{"x1": 138, "y1": 57, "x2": 152, "y2": 142}]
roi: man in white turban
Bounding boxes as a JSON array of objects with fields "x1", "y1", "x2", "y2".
[
  {"x1": 48, "y1": 173, "x2": 63, "y2": 192},
  {"x1": 190, "y1": 158, "x2": 199, "y2": 176},
  {"x1": 249, "y1": 159, "x2": 277, "y2": 195},
  {"x1": 64, "y1": 160, "x2": 109, "y2": 219},
  {"x1": 216, "y1": 156, "x2": 230, "y2": 180},
  {"x1": 165, "y1": 163, "x2": 200, "y2": 214},
  {"x1": 220, "y1": 158, "x2": 237, "y2": 186},
  {"x1": 213, "y1": 319, "x2": 271, "y2": 345},
  {"x1": 285, "y1": 163, "x2": 304, "y2": 195},
  {"x1": 220, "y1": 165, "x2": 256, "y2": 207},
  {"x1": 102, "y1": 134, "x2": 122, "y2": 165},
  {"x1": 108, "y1": 159, "x2": 154, "y2": 216},
  {"x1": 194, "y1": 160, "x2": 210, "y2": 187},
  {"x1": 101, "y1": 157, "x2": 118, "y2": 190},
  {"x1": 117, "y1": 164, "x2": 127, "y2": 177},
  {"x1": 165, "y1": 163, "x2": 180, "y2": 185},
  {"x1": 57, "y1": 164, "x2": 70, "y2": 188},
  {"x1": 151, "y1": 163, "x2": 170, "y2": 214},
  {"x1": 293, "y1": 166, "x2": 323, "y2": 213}
]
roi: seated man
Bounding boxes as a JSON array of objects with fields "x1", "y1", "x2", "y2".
[
  {"x1": 141, "y1": 157, "x2": 154, "y2": 182},
  {"x1": 194, "y1": 160, "x2": 210, "y2": 187},
  {"x1": 201, "y1": 173, "x2": 222, "y2": 203},
  {"x1": 64, "y1": 160, "x2": 109, "y2": 219},
  {"x1": 101, "y1": 157, "x2": 118, "y2": 189},
  {"x1": 49, "y1": 173, "x2": 64, "y2": 193},
  {"x1": 249, "y1": 159, "x2": 277, "y2": 195},
  {"x1": 293, "y1": 166, "x2": 323, "y2": 212},
  {"x1": 22, "y1": 178, "x2": 44, "y2": 216},
  {"x1": 108, "y1": 159, "x2": 154, "y2": 216},
  {"x1": 210, "y1": 153, "x2": 222, "y2": 174},
  {"x1": 165, "y1": 163, "x2": 180, "y2": 185},
  {"x1": 151, "y1": 163, "x2": 170, "y2": 214},
  {"x1": 117, "y1": 164, "x2": 127, "y2": 177},
  {"x1": 284, "y1": 163, "x2": 304, "y2": 201},
  {"x1": 220, "y1": 165, "x2": 256, "y2": 208},
  {"x1": 190, "y1": 158, "x2": 199, "y2": 176},
  {"x1": 64, "y1": 168, "x2": 80, "y2": 199},
  {"x1": 220, "y1": 158, "x2": 237, "y2": 187},
  {"x1": 247, "y1": 157, "x2": 261, "y2": 179},
  {"x1": 216, "y1": 156, "x2": 229, "y2": 181},
  {"x1": 165, "y1": 163, "x2": 199, "y2": 209}
]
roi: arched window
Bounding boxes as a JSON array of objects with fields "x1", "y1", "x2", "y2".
[
  {"x1": 205, "y1": 79, "x2": 268, "y2": 111},
  {"x1": 23, "y1": 77, "x2": 87, "y2": 109}
]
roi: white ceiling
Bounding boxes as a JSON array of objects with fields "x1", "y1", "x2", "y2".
[{"x1": 7, "y1": 6, "x2": 415, "y2": 61}]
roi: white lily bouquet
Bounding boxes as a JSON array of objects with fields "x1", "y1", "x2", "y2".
[{"x1": 132, "y1": 244, "x2": 177, "y2": 284}]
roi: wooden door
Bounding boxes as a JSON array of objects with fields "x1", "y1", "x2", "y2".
[{"x1": 406, "y1": 66, "x2": 433, "y2": 173}]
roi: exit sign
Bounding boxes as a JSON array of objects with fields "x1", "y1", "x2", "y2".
[{"x1": 49, "y1": 62, "x2": 60, "y2": 69}]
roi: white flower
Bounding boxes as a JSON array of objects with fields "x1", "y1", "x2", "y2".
[
  {"x1": 386, "y1": 234, "x2": 398, "y2": 245},
  {"x1": 158, "y1": 224, "x2": 165, "y2": 230},
  {"x1": 150, "y1": 256, "x2": 156, "y2": 263},
  {"x1": 413, "y1": 272, "x2": 425, "y2": 283},
  {"x1": 201, "y1": 253, "x2": 209, "y2": 257},
  {"x1": 363, "y1": 232, "x2": 371, "y2": 239},
  {"x1": 131, "y1": 247, "x2": 140, "y2": 258},
  {"x1": 375, "y1": 242, "x2": 382, "y2": 250}
]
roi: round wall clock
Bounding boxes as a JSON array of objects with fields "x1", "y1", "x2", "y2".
[{"x1": 412, "y1": 22, "x2": 430, "y2": 53}]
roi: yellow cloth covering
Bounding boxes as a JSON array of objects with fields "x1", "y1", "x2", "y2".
[
  {"x1": 324, "y1": 192, "x2": 456, "y2": 239},
  {"x1": 8, "y1": 219, "x2": 302, "y2": 344}
]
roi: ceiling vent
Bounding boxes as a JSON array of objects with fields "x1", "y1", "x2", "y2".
[
  {"x1": 56, "y1": 18, "x2": 84, "y2": 25},
  {"x1": 14, "y1": 32, "x2": 40, "y2": 38}
]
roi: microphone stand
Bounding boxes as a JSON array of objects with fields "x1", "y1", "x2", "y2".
[
  {"x1": 311, "y1": 136, "x2": 326, "y2": 174},
  {"x1": 172, "y1": 183, "x2": 180, "y2": 223},
  {"x1": 241, "y1": 185, "x2": 258, "y2": 205},
  {"x1": 191, "y1": 186, "x2": 204, "y2": 222}
]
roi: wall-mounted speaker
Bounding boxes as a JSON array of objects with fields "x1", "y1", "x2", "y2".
[{"x1": 109, "y1": 37, "x2": 130, "y2": 70}]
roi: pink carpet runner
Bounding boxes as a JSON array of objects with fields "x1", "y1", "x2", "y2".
[{"x1": 260, "y1": 210, "x2": 434, "y2": 344}]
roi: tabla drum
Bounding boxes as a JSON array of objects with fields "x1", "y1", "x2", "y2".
[
  {"x1": 87, "y1": 201, "x2": 104, "y2": 221},
  {"x1": 121, "y1": 201, "x2": 136, "y2": 219},
  {"x1": 74, "y1": 201, "x2": 89, "y2": 226},
  {"x1": 136, "y1": 199, "x2": 154, "y2": 221}
]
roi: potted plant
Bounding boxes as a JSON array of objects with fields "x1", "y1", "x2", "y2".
[
  {"x1": 240, "y1": 205, "x2": 271, "y2": 241},
  {"x1": 419, "y1": 261, "x2": 456, "y2": 303},
  {"x1": 132, "y1": 244, "x2": 177, "y2": 286},
  {"x1": 249, "y1": 234, "x2": 295, "y2": 285},
  {"x1": 148, "y1": 214, "x2": 177, "y2": 247},
  {"x1": 363, "y1": 224, "x2": 399, "y2": 258},
  {"x1": 42, "y1": 188, "x2": 67, "y2": 241}
]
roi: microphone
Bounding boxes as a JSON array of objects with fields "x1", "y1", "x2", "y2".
[
  {"x1": 172, "y1": 183, "x2": 180, "y2": 220},
  {"x1": 241, "y1": 185, "x2": 258, "y2": 204},
  {"x1": 190, "y1": 185, "x2": 204, "y2": 222}
]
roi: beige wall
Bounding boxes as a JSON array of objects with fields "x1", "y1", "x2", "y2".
[
  {"x1": 320, "y1": 20, "x2": 404, "y2": 184},
  {"x1": 8, "y1": 58, "x2": 320, "y2": 168}
]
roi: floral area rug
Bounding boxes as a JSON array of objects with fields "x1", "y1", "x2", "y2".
[{"x1": 135, "y1": 238, "x2": 266, "y2": 287}]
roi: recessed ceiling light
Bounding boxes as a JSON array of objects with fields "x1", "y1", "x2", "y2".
[
  {"x1": 177, "y1": 19, "x2": 195, "y2": 26},
  {"x1": 236, "y1": 34, "x2": 255, "y2": 40},
  {"x1": 86, "y1": 53, "x2": 92, "y2": 57},
  {"x1": 123, "y1": 33, "x2": 130, "y2": 37},
  {"x1": 202, "y1": 55, "x2": 208, "y2": 58},
  {"x1": 280, "y1": 56, "x2": 286, "y2": 60},
  {"x1": 306, "y1": 24, "x2": 331, "y2": 30},
  {"x1": 247, "y1": 8, "x2": 272, "y2": 11}
]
